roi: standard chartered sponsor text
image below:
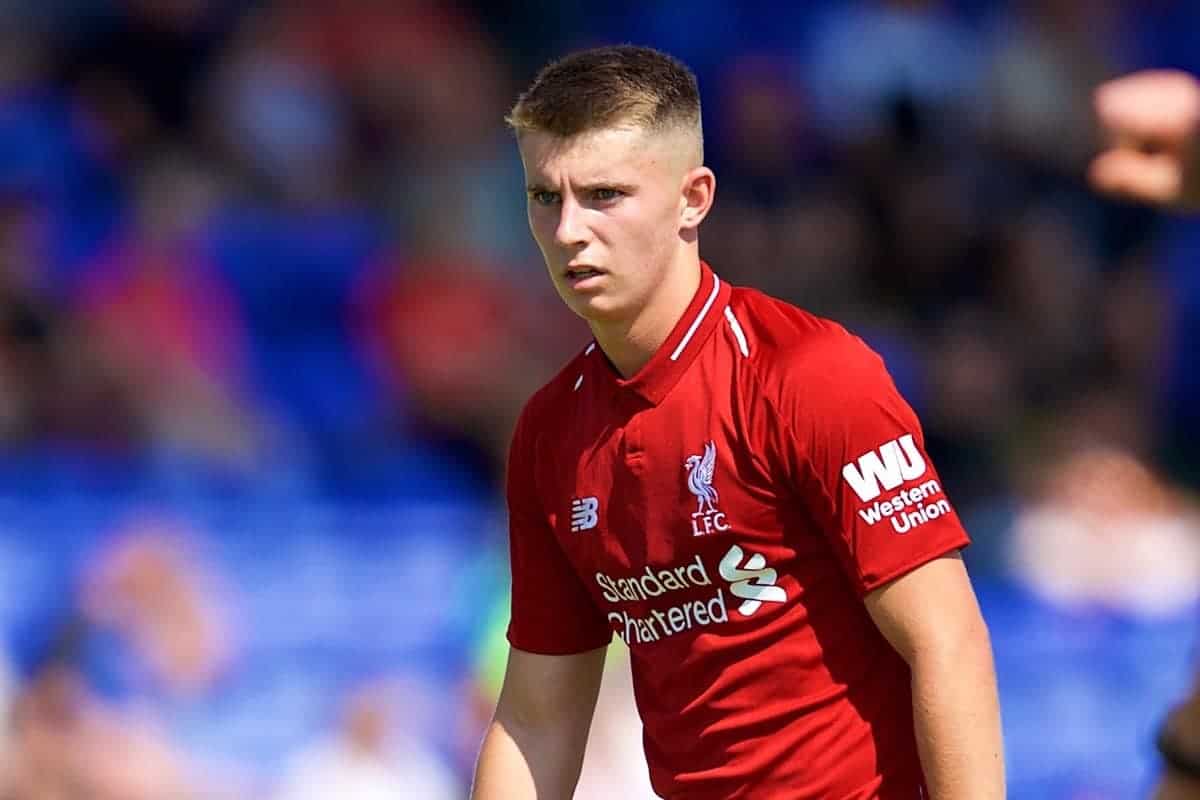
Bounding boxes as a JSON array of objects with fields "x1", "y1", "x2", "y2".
[
  {"x1": 607, "y1": 593, "x2": 730, "y2": 645},
  {"x1": 598, "y1": 555, "x2": 729, "y2": 645},
  {"x1": 857, "y1": 478, "x2": 953, "y2": 534},
  {"x1": 596, "y1": 555, "x2": 712, "y2": 603},
  {"x1": 597, "y1": 548, "x2": 788, "y2": 645}
]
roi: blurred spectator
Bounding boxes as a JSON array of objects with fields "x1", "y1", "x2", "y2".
[
  {"x1": 709, "y1": 54, "x2": 816, "y2": 194},
  {"x1": 5, "y1": 658, "x2": 201, "y2": 799},
  {"x1": 77, "y1": 514, "x2": 235, "y2": 696},
  {"x1": 800, "y1": 0, "x2": 982, "y2": 146},
  {"x1": 920, "y1": 305, "x2": 1021, "y2": 515},
  {"x1": 274, "y1": 679, "x2": 460, "y2": 800},
  {"x1": 0, "y1": 194, "x2": 69, "y2": 443},
  {"x1": 72, "y1": 151, "x2": 275, "y2": 470},
  {"x1": 993, "y1": 204, "x2": 1102, "y2": 400},
  {"x1": 1099, "y1": 247, "x2": 1172, "y2": 414},
  {"x1": 351, "y1": 251, "x2": 583, "y2": 479},
  {"x1": 977, "y1": 0, "x2": 1121, "y2": 174},
  {"x1": 202, "y1": 7, "x2": 353, "y2": 209},
  {"x1": 0, "y1": 15, "x2": 127, "y2": 285},
  {"x1": 310, "y1": 0, "x2": 537, "y2": 266},
  {"x1": 1009, "y1": 391, "x2": 1200, "y2": 617},
  {"x1": 0, "y1": 192, "x2": 145, "y2": 451},
  {"x1": 3, "y1": 513, "x2": 239, "y2": 799},
  {"x1": 58, "y1": 0, "x2": 241, "y2": 139}
]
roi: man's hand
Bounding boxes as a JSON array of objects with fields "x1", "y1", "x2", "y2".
[{"x1": 1089, "y1": 70, "x2": 1200, "y2": 211}]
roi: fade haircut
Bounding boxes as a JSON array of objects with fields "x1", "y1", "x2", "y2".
[{"x1": 507, "y1": 45, "x2": 703, "y2": 157}]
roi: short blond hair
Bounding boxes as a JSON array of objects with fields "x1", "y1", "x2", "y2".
[{"x1": 507, "y1": 45, "x2": 702, "y2": 153}]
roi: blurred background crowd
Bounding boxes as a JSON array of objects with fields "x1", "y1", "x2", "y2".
[{"x1": 0, "y1": 0, "x2": 1199, "y2": 797}]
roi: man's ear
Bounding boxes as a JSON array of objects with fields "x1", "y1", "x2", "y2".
[{"x1": 680, "y1": 166, "x2": 716, "y2": 231}]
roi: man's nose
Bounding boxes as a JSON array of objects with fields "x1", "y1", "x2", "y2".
[{"x1": 555, "y1": 195, "x2": 588, "y2": 248}]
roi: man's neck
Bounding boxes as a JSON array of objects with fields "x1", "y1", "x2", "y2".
[{"x1": 590, "y1": 254, "x2": 702, "y2": 379}]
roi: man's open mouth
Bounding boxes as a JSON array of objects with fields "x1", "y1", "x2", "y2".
[{"x1": 565, "y1": 267, "x2": 603, "y2": 280}]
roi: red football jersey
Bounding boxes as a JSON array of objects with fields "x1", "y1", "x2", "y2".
[{"x1": 506, "y1": 262, "x2": 969, "y2": 799}]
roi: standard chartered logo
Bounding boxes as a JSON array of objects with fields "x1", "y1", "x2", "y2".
[
  {"x1": 597, "y1": 544, "x2": 788, "y2": 646},
  {"x1": 718, "y1": 544, "x2": 787, "y2": 616}
]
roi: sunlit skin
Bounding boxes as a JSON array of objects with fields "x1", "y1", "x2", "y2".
[
  {"x1": 517, "y1": 125, "x2": 715, "y2": 378},
  {"x1": 1090, "y1": 69, "x2": 1200, "y2": 211}
]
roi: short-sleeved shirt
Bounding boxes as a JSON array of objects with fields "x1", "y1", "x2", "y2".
[{"x1": 506, "y1": 262, "x2": 969, "y2": 800}]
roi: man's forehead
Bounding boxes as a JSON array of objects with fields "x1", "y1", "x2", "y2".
[{"x1": 519, "y1": 126, "x2": 666, "y2": 178}]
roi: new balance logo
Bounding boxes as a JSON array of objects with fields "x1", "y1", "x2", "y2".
[
  {"x1": 842, "y1": 434, "x2": 927, "y2": 502},
  {"x1": 570, "y1": 497, "x2": 599, "y2": 532}
]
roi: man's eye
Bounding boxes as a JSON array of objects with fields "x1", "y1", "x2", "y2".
[
  {"x1": 593, "y1": 188, "x2": 623, "y2": 202},
  {"x1": 531, "y1": 191, "x2": 560, "y2": 206}
]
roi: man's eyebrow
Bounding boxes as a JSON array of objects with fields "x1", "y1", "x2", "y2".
[
  {"x1": 525, "y1": 180, "x2": 638, "y2": 194},
  {"x1": 579, "y1": 180, "x2": 637, "y2": 192}
]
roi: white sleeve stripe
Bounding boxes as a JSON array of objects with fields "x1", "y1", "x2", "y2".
[
  {"x1": 670, "y1": 275, "x2": 721, "y2": 361},
  {"x1": 724, "y1": 306, "x2": 749, "y2": 356},
  {"x1": 585, "y1": 342, "x2": 596, "y2": 355}
]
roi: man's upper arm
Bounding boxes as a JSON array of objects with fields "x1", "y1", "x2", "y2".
[
  {"x1": 863, "y1": 552, "x2": 985, "y2": 665},
  {"x1": 494, "y1": 645, "x2": 608, "y2": 732},
  {"x1": 773, "y1": 330, "x2": 970, "y2": 595}
]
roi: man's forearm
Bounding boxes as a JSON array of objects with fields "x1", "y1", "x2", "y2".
[
  {"x1": 909, "y1": 622, "x2": 1005, "y2": 799},
  {"x1": 471, "y1": 717, "x2": 587, "y2": 800}
]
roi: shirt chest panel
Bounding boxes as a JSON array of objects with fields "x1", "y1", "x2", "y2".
[{"x1": 549, "y1": 368, "x2": 802, "y2": 585}]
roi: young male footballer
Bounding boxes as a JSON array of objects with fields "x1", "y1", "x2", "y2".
[{"x1": 471, "y1": 45, "x2": 1005, "y2": 799}]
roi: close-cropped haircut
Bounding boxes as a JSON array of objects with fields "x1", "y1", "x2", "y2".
[{"x1": 507, "y1": 45, "x2": 702, "y2": 151}]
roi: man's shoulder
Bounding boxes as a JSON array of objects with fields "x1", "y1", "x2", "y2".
[
  {"x1": 729, "y1": 286, "x2": 903, "y2": 433},
  {"x1": 730, "y1": 286, "x2": 880, "y2": 381}
]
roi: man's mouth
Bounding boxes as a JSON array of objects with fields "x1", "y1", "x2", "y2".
[{"x1": 565, "y1": 266, "x2": 604, "y2": 281}]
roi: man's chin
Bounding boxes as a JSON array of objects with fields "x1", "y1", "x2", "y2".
[{"x1": 563, "y1": 292, "x2": 627, "y2": 324}]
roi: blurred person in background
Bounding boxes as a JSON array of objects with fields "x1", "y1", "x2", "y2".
[
  {"x1": 72, "y1": 151, "x2": 275, "y2": 471},
  {"x1": 311, "y1": 0, "x2": 579, "y2": 482},
  {"x1": 274, "y1": 679, "x2": 459, "y2": 800},
  {"x1": 473, "y1": 45, "x2": 1002, "y2": 800},
  {"x1": 800, "y1": 0, "x2": 981, "y2": 148},
  {"x1": 980, "y1": 384, "x2": 1200, "y2": 798},
  {"x1": 351, "y1": 250, "x2": 581, "y2": 481},
  {"x1": 0, "y1": 193, "x2": 76, "y2": 445},
  {"x1": 1008, "y1": 387, "x2": 1200, "y2": 618},
  {"x1": 978, "y1": 0, "x2": 1120, "y2": 177},
  {"x1": 3, "y1": 514, "x2": 238, "y2": 799},
  {"x1": 5, "y1": 654, "x2": 197, "y2": 799},
  {"x1": 0, "y1": 191, "x2": 146, "y2": 453},
  {"x1": 75, "y1": 514, "x2": 235, "y2": 696},
  {"x1": 1087, "y1": 65, "x2": 1200, "y2": 800}
]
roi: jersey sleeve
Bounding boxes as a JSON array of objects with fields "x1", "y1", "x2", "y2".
[
  {"x1": 776, "y1": 331, "x2": 970, "y2": 596},
  {"x1": 505, "y1": 404, "x2": 612, "y2": 655}
]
